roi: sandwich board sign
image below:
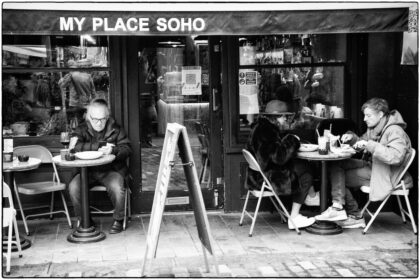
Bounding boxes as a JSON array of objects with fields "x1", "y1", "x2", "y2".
[{"x1": 140, "y1": 123, "x2": 218, "y2": 276}]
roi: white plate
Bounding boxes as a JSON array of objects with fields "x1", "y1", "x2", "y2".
[
  {"x1": 299, "y1": 144, "x2": 318, "y2": 152},
  {"x1": 331, "y1": 146, "x2": 357, "y2": 155},
  {"x1": 75, "y1": 151, "x2": 103, "y2": 160}
]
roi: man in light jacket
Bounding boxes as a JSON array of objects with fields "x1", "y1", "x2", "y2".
[{"x1": 315, "y1": 98, "x2": 412, "y2": 228}]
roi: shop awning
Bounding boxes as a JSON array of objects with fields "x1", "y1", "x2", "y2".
[{"x1": 2, "y1": 8, "x2": 408, "y2": 36}]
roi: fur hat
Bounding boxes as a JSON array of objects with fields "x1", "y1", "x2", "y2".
[{"x1": 261, "y1": 100, "x2": 294, "y2": 116}]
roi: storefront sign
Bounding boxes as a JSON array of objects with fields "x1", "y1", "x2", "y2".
[
  {"x1": 3, "y1": 9, "x2": 408, "y2": 35},
  {"x1": 60, "y1": 17, "x2": 206, "y2": 32}
]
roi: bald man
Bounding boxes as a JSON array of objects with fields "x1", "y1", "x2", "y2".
[{"x1": 69, "y1": 98, "x2": 131, "y2": 234}]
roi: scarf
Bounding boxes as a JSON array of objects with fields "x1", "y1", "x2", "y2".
[
  {"x1": 366, "y1": 115, "x2": 389, "y2": 142},
  {"x1": 362, "y1": 114, "x2": 389, "y2": 162}
]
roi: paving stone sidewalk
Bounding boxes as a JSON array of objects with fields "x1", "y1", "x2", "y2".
[
  {"x1": 8, "y1": 248, "x2": 418, "y2": 277},
  {"x1": 3, "y1": 212, "x2": 418, "y2": 277}
]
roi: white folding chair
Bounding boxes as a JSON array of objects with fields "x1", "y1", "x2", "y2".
[
  {"x1": 3, "y1": 181, "x2": 23, "y2": 275},
  {"x1": 89, "y1": 183, "x2": 132, "y2": 230},
  {"x1": 13, "y1": 145, "x2": 72, "y2": 235},
  {"x1": 360, "y1": 148, "x2": 417, "y2": 235},
  {"x1": 239, "y1": 149, "x2": 300, "y2": 236}
]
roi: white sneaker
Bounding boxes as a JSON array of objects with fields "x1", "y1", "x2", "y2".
[
  {"x1": 304, "y1": 192, "x2": 320, "y2": 206},
  {"x1": 315, "y1": 206, "x2": 348, "y2": 221},
  {"x1": 288, "y1": 214, "x2": 316, "y2": 230}
]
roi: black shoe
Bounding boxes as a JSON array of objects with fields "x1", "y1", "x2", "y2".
[{"x1": 109, "y1": 220, "x2": 123, "y2": 234}]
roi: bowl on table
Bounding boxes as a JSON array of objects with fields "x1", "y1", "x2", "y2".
[{"x1": 18, "y1": 155, "x2": 29, "y2": 162}]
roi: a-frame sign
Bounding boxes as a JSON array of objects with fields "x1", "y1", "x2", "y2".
[{"x1": 140, "y1": 123, "x2": 219, "y2": 276}]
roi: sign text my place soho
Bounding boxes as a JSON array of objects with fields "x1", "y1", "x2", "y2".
[{"x1": 60, "y1": 17, "x2": 206, "y2": 32}]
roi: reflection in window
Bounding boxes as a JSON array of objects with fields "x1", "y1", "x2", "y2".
[
  {"x1": 2, "y1": 71, "x2": 109, "y2": 136},
  {"x1": 239, "y1": 66, "x2": 345, "y2": 137}
]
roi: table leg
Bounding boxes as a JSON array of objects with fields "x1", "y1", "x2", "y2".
[
  {"x1": 2, "y1": 172, "x2": 31, "y2": 251},
  {"x1": 305, "y1": 161, "x2": 343, "y2": 235},
  {"x1": 67, "y1": 167, "x2": 105, "y2": 243}
]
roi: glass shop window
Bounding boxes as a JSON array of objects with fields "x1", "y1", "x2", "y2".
[
  {"x1": 2, "y1": 35, "x2": 110, "y2": 137},
  {"x1": 238, "y1": 34, "x2": 346, "y2": 141}
]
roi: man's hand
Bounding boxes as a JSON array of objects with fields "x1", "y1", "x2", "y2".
[
  {"x1": 353, "y1": 140, "x2": 368, "y2": 150},
  {"x1": 98, "y1": 143, "x2": 114, "y2": 155},
  {"x1": 341, "y1": 133, "x2": 353, "y2": 143}
]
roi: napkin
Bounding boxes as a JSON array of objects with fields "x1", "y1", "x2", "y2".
[{"x1": 69, "y1": 137, "x2": 78, "y2": 150}]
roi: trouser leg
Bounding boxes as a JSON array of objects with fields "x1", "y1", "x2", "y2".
[
  {"x1": 98, "y1": 171, "x2": 126, "y2": 221},
  {"x1": 68, "y1": 174, "x2": 82, "y2": 219},
  {"x1": 329, "y1": 158, "x2": 366, "y2": 206},
  {"x1": 343, "y1": 165, "x2": 372, "y2": 216},
  {"x1": 292, "y1": 159, "x2": 313, "y2": 204}
]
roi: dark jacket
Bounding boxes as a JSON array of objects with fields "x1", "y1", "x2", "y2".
[
  {"x1": 246, "y1": 116, "x2": 300, "y2": 195},
  {"x1": 72, "y1": 117, "x2": 131, "y2": 176}
]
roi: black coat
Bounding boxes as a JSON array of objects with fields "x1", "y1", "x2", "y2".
[
  {"x1": 72, "y1": 117, "x2": 132, "y2": 177},
  {"x1": 246, "y1": 117, "x2": 300, "y2": 195}
]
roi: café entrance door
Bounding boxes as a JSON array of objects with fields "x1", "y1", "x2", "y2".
[{"x1": 137, "y1": 36, "x2": 223, "y2": 212}]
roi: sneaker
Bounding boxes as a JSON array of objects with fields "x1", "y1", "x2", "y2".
[
  {"x1": 336, "y1": 215, "x2": 366, "y2": 229},
  {"x1": 304, "y1": 191, "x2": 320, "y2": 206},
  {"x1": 288, "y1": 214, "x2": 316, "y2": 230},
  {"x1": 315, "y1": 206, "x2": 348, "y2": 221}
]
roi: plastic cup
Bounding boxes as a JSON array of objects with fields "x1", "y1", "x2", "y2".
[
  {"x1": 3, "y1": 152, "x2": 13, "y2": 162},
  {"x1": 318, "y1": 136, "x2": 328, "y2": 155},
  {"x1": 60, "y1": 149, "x2": 69, "y2": 160}
]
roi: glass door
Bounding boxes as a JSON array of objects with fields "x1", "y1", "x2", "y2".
[{"x1": 138, "y1": 36, "x2": 217, "y2": 209}]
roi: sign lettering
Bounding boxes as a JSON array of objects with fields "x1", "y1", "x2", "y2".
[{"x1": 59, "y1": 17, "x2": 205, "y2": 33}]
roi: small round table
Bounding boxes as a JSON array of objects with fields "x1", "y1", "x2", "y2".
[
  {"x1": 3, "y1": 157, "x2": 42, "y2": 251},
  {"x1": 53, "y1": 154, "x2": 115, "y2": 243},
  {"x1": 297, "y1": 150, "x2": 353, "y2": 235}
]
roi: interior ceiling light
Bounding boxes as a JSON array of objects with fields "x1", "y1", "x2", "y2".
[{"x1": 158, "y1": 41, "x2": 181, "y2": 45}]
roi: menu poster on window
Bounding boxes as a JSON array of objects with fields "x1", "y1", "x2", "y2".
[
  {"x1": 3, "y1": 139, "x2": 13, "y2": 153},
  {"x1": 239, "y1": 69, "x2": 259, "y2": 114},
  {"x1": 182, "y1": 66, "x2": 202, "y2": 95}
]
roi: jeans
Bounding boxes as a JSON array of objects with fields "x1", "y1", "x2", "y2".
[
  {"x1": 329, "y1": 158, "x2": 371, "y2": 216},
  {"x1": 293, "y1": 159, "x2": 313, "y2": 204},
  {"x1": 69, "y1": 170, "x2": 126, "y2": 221}
]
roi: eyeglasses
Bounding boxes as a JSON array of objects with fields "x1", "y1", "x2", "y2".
[{"x1": 90, "y1": 117, "x2": 108, "y2": 124}]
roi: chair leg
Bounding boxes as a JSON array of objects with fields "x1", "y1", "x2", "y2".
[
  {"x1": 13, "y1": 181, "x2": 29, "y2": 236},
  {"x1": 268, "y1": 196, "x2": 287, "y2": 223},
  {"x1": 363, "y1": 195, "x2": 390, "y2": 234},
  {"x1": 12, "y1": 216, "x2": 22, "y2": 257},
  {"x1": 360, "y1": 200, "x2": 371, "y2": 217},
  {"x1": 202, "y1": 158, "x2": 209, "y2": 183},
  {"x1": 49, "y1": 192, "x2": 55, "y2": 220},
  {"x1": 396, "y1": 196, "x2": 406, "y2": 223},
  {"x1": 123, "y1": 189, "x2": 128, "y2": 231},
  {"x1": 60, "y1": 191, "x2": 73, "y2": 228},
  {"x1": 249, "y1": 191, "x2": 264, "y2": 237},
  {"x1": 272, "y1": 195, "x2": 300, "y2": 235},
  {"x1": 7, "y1": 217, "x2": 13, "y2": 274},
  {"x1": 239, "y1": 191, "x2": 251, "y2": 226},
  {"x1": 199, "y1": 161, "x2": 205, "y2": 183},
  {"x1": 402, "y1": 193, "x2": 417, "y2": 234},
  {"x1": 128, "y1": 189, "x2": 132, "y2": 220}
]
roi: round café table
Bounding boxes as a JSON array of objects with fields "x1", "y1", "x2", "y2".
[
  {"x1": 53, "y1": 154, "x2": 115, "y2": 243},
  {"x1": 3, "y1": 157, "x2": 42, "y2": 251},
  {"x1": 297, "y1": 150, "x2": 353, "y2": 235}
]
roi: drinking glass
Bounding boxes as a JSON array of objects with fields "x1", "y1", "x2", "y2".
[{"x1": 60, "y1": 132, "x2": 70, "y2": 149}]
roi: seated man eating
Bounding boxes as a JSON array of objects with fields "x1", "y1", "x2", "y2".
[{"x1": 69, "y1": 98, "x2": 132, "y2": 234}]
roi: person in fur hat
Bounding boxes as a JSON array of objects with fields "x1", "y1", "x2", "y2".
[
  {"x1": 246, "y1": 100, "x2": 317, "y2": 229},
  {"x1": 315, "y1": 98, "x2": 413, "y2": 229}
]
